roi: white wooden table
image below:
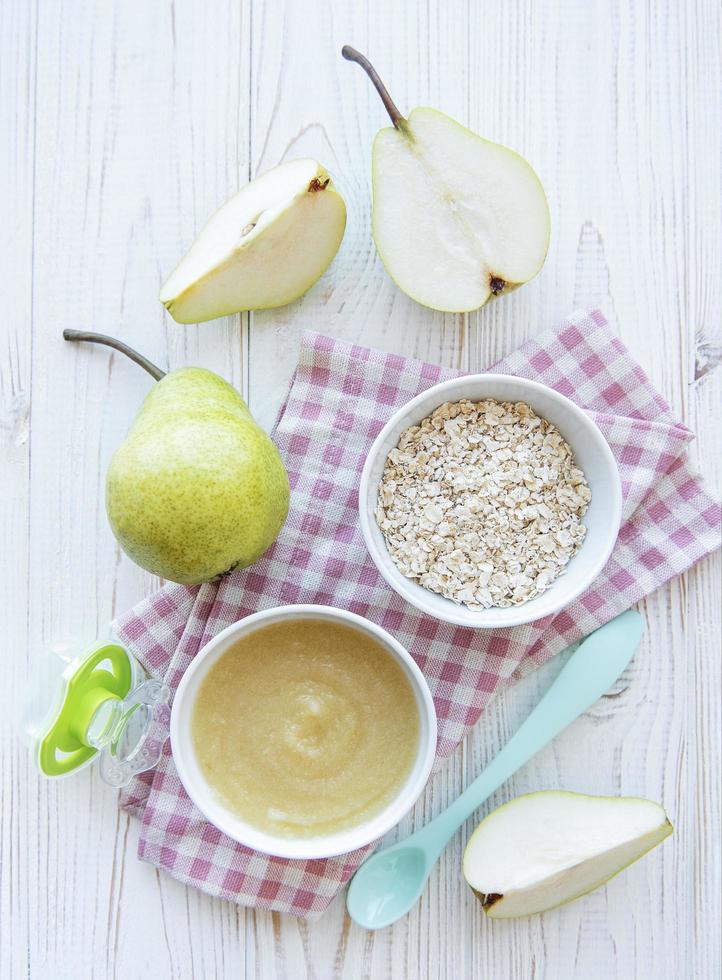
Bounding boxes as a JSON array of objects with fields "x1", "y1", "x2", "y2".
[{"x1": 3, "y1": 1, "x2": 720, "y2": 977}]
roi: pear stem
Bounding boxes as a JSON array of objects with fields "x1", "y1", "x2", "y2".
[
  {"x1": 63, "y1": 330, "x2": 166, "y2": 381},
  {"x1": 342, "y1": 45, "x2": 406, "y2": 129}
]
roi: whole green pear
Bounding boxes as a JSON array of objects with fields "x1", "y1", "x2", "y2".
[{"x1": 64, "y1": 331, "x2": 289, "y2": 584}]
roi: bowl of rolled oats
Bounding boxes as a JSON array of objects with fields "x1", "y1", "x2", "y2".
[{"x1": 360, "y1": 375, "x2": 622, "y2": 628}]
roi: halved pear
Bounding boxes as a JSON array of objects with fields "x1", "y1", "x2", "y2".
[
  {"x1": 342, "y1": 47, "x2": 550, "y2": 312},
  {"x1": 160, "y1": 158, "x2": 346, "y2": 323},
  {"x1": 463, "y1": 791, "x2": 672, "y2": 919}
]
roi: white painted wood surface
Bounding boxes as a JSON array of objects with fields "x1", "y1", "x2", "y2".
[{"x1": 2, "y1": 0, "x2": 720, "y2": 976}]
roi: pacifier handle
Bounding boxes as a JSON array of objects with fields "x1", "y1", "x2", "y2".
[{"x1": 38, "y1": 644, "x2": 131, "y2": 776}]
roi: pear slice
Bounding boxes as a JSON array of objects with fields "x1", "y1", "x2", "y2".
[
  {"x1": 463, "y1": 791, "x2": 672, "y2": 918},
  {"x1": 160, "y1": 158, "x2": 346, "y2": 323},
  {"x1": 342, "y1": 47, "x2": 550, "y2": 312}
]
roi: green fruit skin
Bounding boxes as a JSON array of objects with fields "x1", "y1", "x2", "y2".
[{"x1": 106, "y1": 368, "x2": 290, "y2": 584}]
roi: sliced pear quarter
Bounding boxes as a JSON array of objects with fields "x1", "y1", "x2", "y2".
[
  {"x1": 343, "y1": 46, "x2": 551, "y2": 312},
  {"x1": 160, "y1": 158, "x2": 346, "y2": 323},
  {"x1": 463, "y1": 791, "x2": 673, "y2": 919}
]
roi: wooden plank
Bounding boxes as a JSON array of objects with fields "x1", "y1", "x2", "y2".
[
  {"x1": 16, "y1": 1, "x2": 251, "y2": 976},
  {"x1": 0, "y1": 2, "x2": 36, "y2": 978},
  {"x1": 244, "y1": 3, "x2": 473, "y2": 977}
]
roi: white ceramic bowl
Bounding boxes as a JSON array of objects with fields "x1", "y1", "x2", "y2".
[
  {"x1": 359, "y1": 374, "x2": 622, "y2": 629},
  {"x1": 171, "y1": 604, "x2": 437, "y2": 859}
]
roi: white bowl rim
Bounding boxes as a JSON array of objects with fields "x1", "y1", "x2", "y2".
[
  {"x1": 170, "y1": 604, "x2": 437, "y2": 860},
  {"x1": 359, "y1": 373, "x2": 623, "y2": 629}
]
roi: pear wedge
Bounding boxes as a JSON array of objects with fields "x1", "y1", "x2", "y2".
[
  {"x1": 342, "y1": 46, "x2": 550, "y2": 312},
  {"x1": 160, "y1": 158, "x2": 346, "y2": 323},
  {"x1": 462, "y1": 791, "x2": 672, "y2": 919}
]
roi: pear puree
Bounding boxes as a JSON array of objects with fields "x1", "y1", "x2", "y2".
[{"x1": 192, "y1": 619, "x2": 420, "y2": 838}]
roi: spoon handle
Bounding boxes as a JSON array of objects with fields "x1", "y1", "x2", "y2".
[{"x1": 413, "y1": 610, "x2": 644, "y2": 858}]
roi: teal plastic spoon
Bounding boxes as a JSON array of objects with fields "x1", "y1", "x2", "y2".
[{"x1": 346, "y1": 609, "x2": 644, "y2": 929}]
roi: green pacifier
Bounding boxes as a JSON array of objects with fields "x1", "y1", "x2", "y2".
[{"x1": 24, "y1": 638, "x2": 170, "y2": 786}]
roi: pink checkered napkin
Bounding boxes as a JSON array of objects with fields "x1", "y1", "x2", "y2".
[{"x1": 114, "y1": 309, "x2": 721, "y2": 917}]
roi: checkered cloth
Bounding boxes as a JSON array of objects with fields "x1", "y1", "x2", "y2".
[{"x1": 114, "y1": 309, "x2": 720, "y2": 917}]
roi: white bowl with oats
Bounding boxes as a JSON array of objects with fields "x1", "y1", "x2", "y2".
[{"x1": 359, "y1": 375, "x2": 622, "y2": 629}]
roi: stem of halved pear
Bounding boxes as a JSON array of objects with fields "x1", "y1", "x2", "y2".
[
  {"x1": 342, "y1": 45, "x2": 406, "y2": 130},
  {"x1": 63, "y1": 329, "x2": 166, "y2": 380}
]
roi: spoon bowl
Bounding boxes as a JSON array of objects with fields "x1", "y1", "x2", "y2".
[{"x1": 347, "y1": 845, "x2": 428, "y2": 929}]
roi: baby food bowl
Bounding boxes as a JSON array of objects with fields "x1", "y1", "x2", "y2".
[
  {"x1": 359, "y1": 374, "x2": 622, "y2": 630},
  {"x1": 171, "y1": 604, "x2": 437, "y2": 860}
]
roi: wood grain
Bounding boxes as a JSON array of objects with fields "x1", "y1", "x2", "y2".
[{"x1": 2, "y1": 0, "x2": 720, "y2": 977}]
